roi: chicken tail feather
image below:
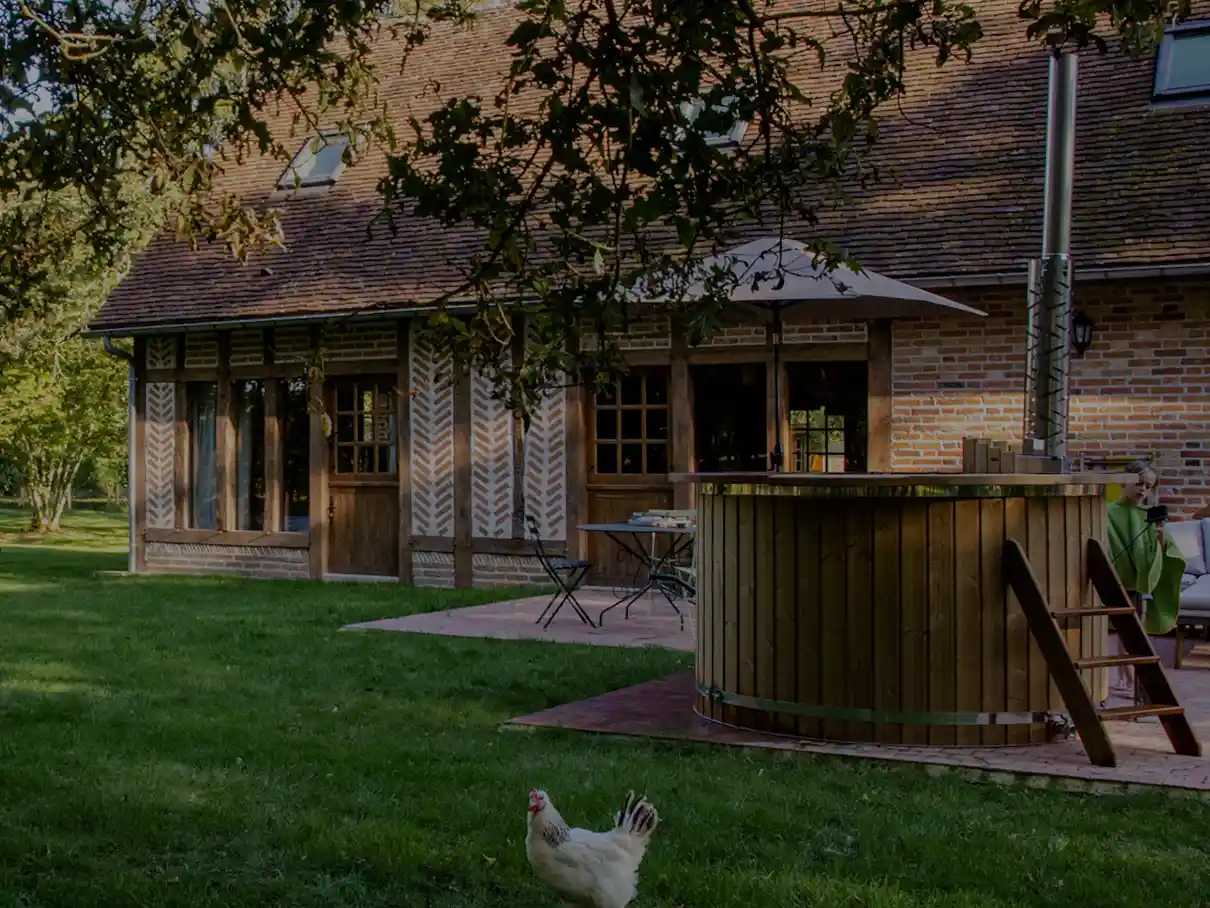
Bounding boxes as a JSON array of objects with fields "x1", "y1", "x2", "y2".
[{"x1": 613, "y1": 790, "x2": 659, "y2": 839}]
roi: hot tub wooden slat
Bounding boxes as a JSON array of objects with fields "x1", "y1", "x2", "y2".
[
  {"x1": 795, "y1": 504, "x2": 823, "y2": 739},
  {"x1": 773, "y1": 498, "x2": 797, "y2": 736},
  {"x1": 872, "y1": 507, "x2": 902, "y2": 745},
  {"x1": 954, "y1": 500, "x2": 983, "y2": 746},
  {"x1": 927, "y1": 503, "x2": 957, "y2": 745},
  {"x1": 900, "y1": 503, "x2": 929, "y2": 746},
  {"x1": 755, "y1": 499, "x2": 776, "y2": 734},
  {"x1": 737, "y1": 496, "x2": 757, "y2": 721},
  {"x1": 819, "y1": 506, "x2": 847, "y2": 740},
  {"x1": 1025, "y1": 499, "x2": 1052, "y2": 743},
  {"x1": 979, "y1": 497, "x2": 1007, "y2": 746},
  {"x1": 722, "y1": 494, "x2": 740, "y2": 727},
  {"x1": 1004, "y1": 497, "x2": 1031, "y2": 745},
  {"x1": 846, "y1": 503, "x2": 874, "y2": 743},
  {"x1": 698, "y1": 491, "x2": 713, "y2": 717}
]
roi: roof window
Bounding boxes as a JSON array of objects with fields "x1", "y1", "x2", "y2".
[
  {"x1": 1153, "y1": 21, "x2": 1210, "y2": 103},
  {"x1": 276, "y1": 133, "x2": 351, "y2": 191},
  {"x1": 678, "y1": 93, "x2": 749, "y2": 149}
]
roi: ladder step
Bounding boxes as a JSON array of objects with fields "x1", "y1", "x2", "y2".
[
  {"x1": 1073, "y1": 654, "x2": 1160, "y2": 669},
  {"x1": 1097, "y1": 705, "x2": 1186, "y2": 721},
  {"x1": 1050, "y1": 607, "x2": 1137, "y2": 618}
]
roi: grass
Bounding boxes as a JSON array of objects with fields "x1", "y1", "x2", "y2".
[
  {"x1": 2, "y1": 510, "x2": 1209, "y2": 907},
  {"x1": 0, "y1": 505, "x2": 130, "y2": 552}
]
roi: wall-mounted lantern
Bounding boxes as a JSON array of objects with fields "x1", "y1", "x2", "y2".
[{"x1": 1071, "y1": 309, "x2": 1095, "y2": 357}]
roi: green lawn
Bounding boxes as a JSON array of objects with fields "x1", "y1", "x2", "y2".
[{"x1": 1, "y1": 510, "x2": 1208, "y2": 907}]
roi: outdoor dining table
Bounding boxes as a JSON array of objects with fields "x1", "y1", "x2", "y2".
[{"x1": 576, "y1": 522, "x2": 696, "y2": 627}]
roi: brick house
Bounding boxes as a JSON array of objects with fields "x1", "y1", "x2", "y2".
[{"x1": 89, "y1": 2, "x2": 1210, "y2": 584}]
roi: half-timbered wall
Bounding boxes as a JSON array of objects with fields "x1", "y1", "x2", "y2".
[{"x1": 133, "y1": 319, "x2": 566, "y2": 586}]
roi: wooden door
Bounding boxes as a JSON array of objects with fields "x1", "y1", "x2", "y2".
[
  {"x1": 585, "y1": 368, "x2": 674, "y2": 585},
  {"x1": 327, "y1": 376, "x2": 400, "y2": 577}
]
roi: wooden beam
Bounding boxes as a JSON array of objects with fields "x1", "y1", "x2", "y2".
[
  {"x1": 867, "y1": 319, "x2": 893, "y2": 472},
  {"x1": 132, "y1": 338, "x2": 148, "y2": 572},
  {"x1": 307, "y1": 326, "x2": 329, "y2": 580},
  {"x1": 452, "y1": 358, "x2": 473, "y2": 588},
  {"x1": 565, "y1": 332, "x2": 589, "y2": 562},
  {"x1": 262, "y1": 330, "x2": 282, "y2": 534},
  {"x1": 396, "y1": 321, "x2": 414, "y2": 584},
  {"x1": 144, "y1": 528, "x2": 309, "y2": 548},
  {"x1": 510, "y1": 313, "x2": 527, "y2": 540},
  {"x1": 172, "y1": 334, "x2": 189, "y2": 529},
  {"x1": 670, "y1": 328, "x2": 694, "y2": 510},
  {"x1": 215, "y1": 332, "x2": 235, "y2": 530}
]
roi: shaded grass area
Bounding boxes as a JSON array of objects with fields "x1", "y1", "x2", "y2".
[
  {"x1": 0, "y1": 506, "x2": 129, "y2": 553},
  {"x1": 1, "y1": 517, "x2": 1208, "y2": 907}
]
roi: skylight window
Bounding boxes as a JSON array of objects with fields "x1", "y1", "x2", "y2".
[
  {"x1": 1153, "y1": 21, "x2": 1210, "y2": 103},
  {"x1": 276, "y1": 133, "x2": 351, "y2": 191},
  {"x1": 678, "y1": 94, "x2": 749, "y2": 149}
]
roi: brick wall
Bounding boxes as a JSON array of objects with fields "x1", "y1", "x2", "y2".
[
  {"x1": 145, "y1": 542, "x2": 310, "y2": 579},
  {"x1": 413, "y1": 552, "x2": 456, "y2": 587},
  {"x1": 472, "y1": 553, "x2": 549, "y2": 587},
  {"x1": 891, "y1": 279, "x2": 1210, "y2": 518}
]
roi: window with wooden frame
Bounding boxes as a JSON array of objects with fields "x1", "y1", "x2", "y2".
[
  {"x1": 331, "y1": 377, "x2": 398, "y2": 475},
  {"x1": 592, "y1": 369, "x2": 670, "y2": 476},
  {"x1": 789, "y1": 408, "x2": 847, "y2": 473},
  {"x1": 187, "y1": 382, "x2": 219, "y2": 529},
  {"x1": 281, "y1": 377, "x2": 311, "y2": 531}
]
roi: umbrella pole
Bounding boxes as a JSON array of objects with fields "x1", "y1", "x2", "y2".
[{"x1": 770, "y1": 310, "x2": 784, "y2": 472}]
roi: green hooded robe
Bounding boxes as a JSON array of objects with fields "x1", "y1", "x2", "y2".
[{"x1": 1105, "y1": 498, "x2": 1186, "y2": 635}]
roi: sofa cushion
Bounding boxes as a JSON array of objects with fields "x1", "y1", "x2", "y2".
[
  {"x1": 1168, "y1": 520, "x2": 1207, "y2": 575},
  {"x1": 1184, "y1": 573, "x2": 1200, "y2": 591},
  {"x1": 1180, "y1": 574, "x2": 1210, "y2": 614}
]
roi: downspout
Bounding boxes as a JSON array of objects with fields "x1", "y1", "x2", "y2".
[{"x1": 102, "y1": 335, "x2": 137, "y2": 573}]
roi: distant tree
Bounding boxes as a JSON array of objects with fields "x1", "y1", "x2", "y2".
[
  {"x1": 0, "y1": 183, "x2": 153, "y2": 531},
  {"x1": 0, "y1": 331, "x2": 127, "y2": 531}
]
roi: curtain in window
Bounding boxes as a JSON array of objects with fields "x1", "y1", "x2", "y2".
[
  {"x1": 191, "y1": 385, "x2": 218, "y2": 530},
  {"x1": 236, "y1": 392, "x2": 253, "y2": 531}
]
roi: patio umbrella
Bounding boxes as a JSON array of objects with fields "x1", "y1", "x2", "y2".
[{"x1": 646, "y1": 237, "x2": 987, "y2": 470}]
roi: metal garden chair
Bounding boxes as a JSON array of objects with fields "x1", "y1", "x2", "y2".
[{"x1": 527, "y1": 514, "x2": 595, "y2": 629}]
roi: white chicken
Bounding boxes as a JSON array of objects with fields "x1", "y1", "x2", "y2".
[{"x1": 525, "y1": 788, "x2": 659, "y2": 908}]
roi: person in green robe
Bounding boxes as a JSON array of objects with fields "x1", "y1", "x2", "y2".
[{"x1": 1106, "y1": 461, "x2": 1186, "y2": 685}]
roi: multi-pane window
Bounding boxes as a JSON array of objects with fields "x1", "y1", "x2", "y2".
[
  {"x1": 331, "y1": 378, "x2": 398, "y2": 475},
  {"x1": 281, "y1": 377, "x2": 311, "y2": 532},
  {"x1": 790, "y1": 407, "x2": 846, "y2": 474},
  {"x1": 187, "y1": 382, "x2": 218, "y2": 529},
  {"x1": 593, "y1": 370, "x2": 669, "y2": 475},
  {"x1": 234, "y1": 380, "x2": 266, "y2": 531}
]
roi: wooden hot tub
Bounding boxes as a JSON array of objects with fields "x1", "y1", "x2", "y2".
[{"x1": 675, "y1": 472, "x2": 1120, "y2": 747}]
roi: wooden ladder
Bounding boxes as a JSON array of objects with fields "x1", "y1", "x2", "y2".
[{"x1": 1002, "y1": 537, "x2": 1202, "y2": 767}]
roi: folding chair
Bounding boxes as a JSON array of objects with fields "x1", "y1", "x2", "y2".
[{"x1": 527, "y1": 514, "x2": 595, "y2": 629}]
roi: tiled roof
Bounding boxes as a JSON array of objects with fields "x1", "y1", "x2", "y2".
[{"x1": 92, "y1": 0, "x2": 1210, "y2": 332}]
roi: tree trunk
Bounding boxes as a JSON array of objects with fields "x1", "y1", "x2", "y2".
[{"x1": 26, "y1": 457, "x2": 82, "y2": 534}]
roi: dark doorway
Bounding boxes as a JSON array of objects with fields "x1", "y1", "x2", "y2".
[
  {"x1": 692, "y1": 363, "x2": 768, "y2": 472},
  {"x1": 786, "y1": 361, "x2": 868, "y2": 473}
]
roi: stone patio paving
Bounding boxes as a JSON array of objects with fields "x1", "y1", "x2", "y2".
[
  {"x1": 347, "y1": 591, "x2": 1210, "y2": 794},
  {"x1": 344, "y1": 588, "x2": 694, "y2": 650}
]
